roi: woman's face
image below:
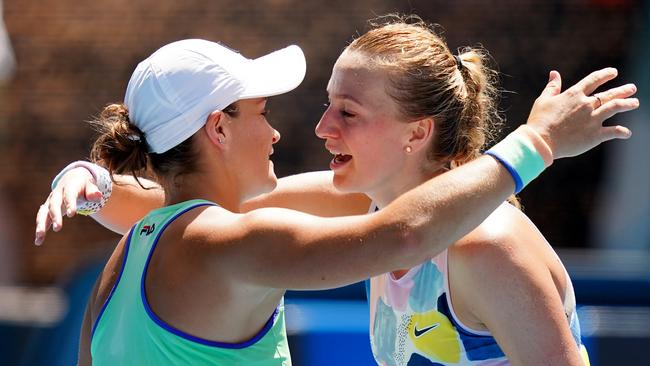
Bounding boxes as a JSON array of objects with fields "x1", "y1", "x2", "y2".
[
  {"x1": 227, "y1": 98, "x2": 281, "y2": 200},
  {"x1": 315, "y1": 52, "x2": 417, "y2": 198}
]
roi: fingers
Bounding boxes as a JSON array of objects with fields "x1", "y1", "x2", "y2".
[
  {"x1": 34, "y1": 203, "x2": 52, "y2": 246},
  {"x1": 594, "y1": 84, "x2": 637, "y2": 107},
  {"x1": 62, "y1": 185, "x2": 78, "y2": 218},
  {"x1": 540, "y1": 70, "x2": 562, "y2": 97},
  {"x1": 593, "y1": 93, "x2": 639, "y2": 142},
  {"x1": 84, "y1": 182, "x2": 103, "y2": 203},
  {"x1": 594, "y1": 97, "x2": 640, "y2": 121},
  {"x1": 599, "y1": 125, "x2": 632, "y2": 142},
  {"x1": 61, "y1": 179, "x2": 102, "y2": 217},
  {"x1": 593, "y1": 95, "x2": 603, "y2": 109},
  {"x1": 35, "y1": 168, "x2": 100, "y2": 244},
  {"x1": 571, "y1": 67, "x2": 618, "y2": 96},
  {"x1": 47, "y1": 189, "x2": 64, "y2": 232}
]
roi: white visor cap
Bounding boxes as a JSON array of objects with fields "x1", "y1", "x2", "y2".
[{"x1": 124, "y1": 39, "x2": 306, "y2": 154}]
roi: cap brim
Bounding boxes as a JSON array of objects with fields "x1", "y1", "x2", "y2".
[{"x1": 238, "y1": 45, "x2": 306, "y2": 99}]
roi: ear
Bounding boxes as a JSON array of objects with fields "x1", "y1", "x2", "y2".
[
  {"x1": 406, "y1": 117, "x2": 434, "y2": 153},
  {"x1": 204, "y1": 110, "x2": 228, "y2": 147}
]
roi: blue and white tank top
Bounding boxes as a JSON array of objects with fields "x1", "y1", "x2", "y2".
[{"x1": 366, "y1": 204, "x2": 588, "y2": 366}]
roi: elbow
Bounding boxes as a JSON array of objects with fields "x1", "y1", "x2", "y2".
[
  {"x1": 396, "y1": 212, "x2": 458, "y2": 265},
  {"x1": 394, "y1": 222, "x2": 426, "y2": 266},
  {"x1": 368, "y1": 210, "x2": 430, "y2": 268}
]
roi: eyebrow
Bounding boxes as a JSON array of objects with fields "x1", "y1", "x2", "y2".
[{"x1": 328, "y1": 93, "x2": 363, "y2": 106}]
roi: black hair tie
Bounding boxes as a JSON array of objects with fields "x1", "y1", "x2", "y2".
[{"x1": 453, "y1": 55, "x2": 463, "y2": 70}]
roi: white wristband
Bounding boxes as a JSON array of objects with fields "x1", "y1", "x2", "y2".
[{"x1": 51, "y1": 161, "x2": 112, "y2": 216}]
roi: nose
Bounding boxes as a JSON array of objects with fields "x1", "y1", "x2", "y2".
[
  {"x1": 271, "y1": 129, "x2": 281, "y2": 144},
  {"x1": 315, "y1": 107, "x2": 339, "y2": 140}
]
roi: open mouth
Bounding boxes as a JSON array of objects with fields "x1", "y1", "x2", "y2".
[{"x1": 331, "y1": 153, "x2": 352, "y2": 168}]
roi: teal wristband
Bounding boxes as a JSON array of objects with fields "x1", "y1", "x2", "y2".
[{"x1": 486, "y1": 126, "x2": 552, "y2": 193}]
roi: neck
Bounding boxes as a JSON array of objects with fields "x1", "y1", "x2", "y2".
[
  {"x1": 164, "y1": 171, "x2": 244, "y2": 213},
  {"x1": 370, "y1": 166, "x2": 447, "y2": 209},
  {"x1": 377, "y1": 165, "x2": 447, "y2": 277}
]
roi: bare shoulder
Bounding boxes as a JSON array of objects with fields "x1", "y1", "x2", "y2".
[
  {"x1": 453, "y1": 203, "x2": 525, "y2": 250},
  {"x1": 448, "y1": 204, "x2": 581, "y2": 364},
  {"x1": 449, "y1": 201, "x2": 567, "y2": 307},
  {"x1": 144, "y1": 205, "x2": 254, "y2": 292},
  {"x1": 449, "y1": 202, "x2": 554, "y2": 319},
  {"x1": 146, "y1": 205, "x2": 248, "y2": 276},
  {"x1": 175, "y1": 205, "x2": 245, "y2": 246},
  {"x1": 178, "y1": 204, "x2": 324, "y2": 256},
  {"x1": 451, "y1": 202, "x2": 546, "y2": 274}
]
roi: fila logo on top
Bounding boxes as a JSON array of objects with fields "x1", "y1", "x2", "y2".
[{"x1": 140, "y1": 223, "x2": 156, "y2": 236}]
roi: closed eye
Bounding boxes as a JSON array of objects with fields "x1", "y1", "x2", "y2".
[{"x1": 341, "y1": 110, "x2": 355, "y2": 118}]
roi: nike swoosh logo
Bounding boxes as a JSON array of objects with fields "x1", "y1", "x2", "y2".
[{"x1": 414, "y1": 323, "x2": 440, "y2": 337}]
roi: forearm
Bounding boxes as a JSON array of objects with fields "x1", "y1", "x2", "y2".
[
  {"x1": 237, "y1": 156, "x2": 514, "y2": 290},
  {"x1": 380, "y1": 155, "x2": 514, "y2": 263},
  {"x1": 92, "y1": 175, "x2": 164, "y2": 234},
  {"x1": 241, "y1": 170, "x2": 370, "y2": 216}
]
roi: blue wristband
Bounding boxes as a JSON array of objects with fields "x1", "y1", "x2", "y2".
[{"x1": 485, "y1": 150, "x2": 524, "y2": 193}]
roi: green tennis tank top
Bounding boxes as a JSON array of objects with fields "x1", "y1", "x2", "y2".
[{"x1": 90, "y1": 199, "x2": 291, "y2": 365}]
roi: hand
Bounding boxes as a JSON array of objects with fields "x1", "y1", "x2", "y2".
[
  {"x1": 527, "y1": 68, "x2": 639, "y2": 159},
  {"x1": 34, "y1": 167, "x2": 102, "y2": 245}
]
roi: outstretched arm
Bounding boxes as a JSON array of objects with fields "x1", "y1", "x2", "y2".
[
  {"x1": 185, "y1": 67, "x2": 640, "y2": 290},
  {"x1": 35, "y1": 171, "x2": 164, "y2": 237},
  {"x1": 35, "y1": 169, "x2": 368, "y2": 241},
  {"x1": 35, "y1": 67, "x2": 638, "y2": 245},
  {"x1": 196, "y1": 156, "x2": 515, "y2": 289},
  {"x1": 89, "y1": 174, "x2": 162, "y2": 234}
]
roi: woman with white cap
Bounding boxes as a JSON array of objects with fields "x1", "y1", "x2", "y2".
[
  {"x1": 73, "y1": 39, "x2": 310, "y2": 365},
  {"x1": 37, "y1": 32, "x2": 634, "y2": 365}
]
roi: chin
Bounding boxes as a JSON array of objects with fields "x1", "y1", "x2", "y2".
[
  {"x1": 266, "y1": 176, "x2": 278, "y2": 191},
  {"x1": 261, "y1": 171, "x2": 279, "y2": 192},
  {"x1": 267, "y1": 166, "x2": 278, "y2": 187},
  {"x1": 332, "y1": 173, "x2": 363, "y2": 194},
  {"x1": 243, "y1": 179, "x2": 277, "y2": 202}
]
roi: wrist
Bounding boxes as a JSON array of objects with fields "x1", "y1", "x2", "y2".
[
  {"x1": 52, "y1": 161, "x2": 98, "y2": 190},
  {"x1": 51, "y1": 161, "x2": 113, "y2": 216},
  {"x1": 485, "y1": 125, "x2": 553, "y2": 194},
  {"x1": 524, "y1": 124, "x2": 556, "y2": 160},
  {"x1": 516, "y1": 125, "x2": 554, "y2": 164}
]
